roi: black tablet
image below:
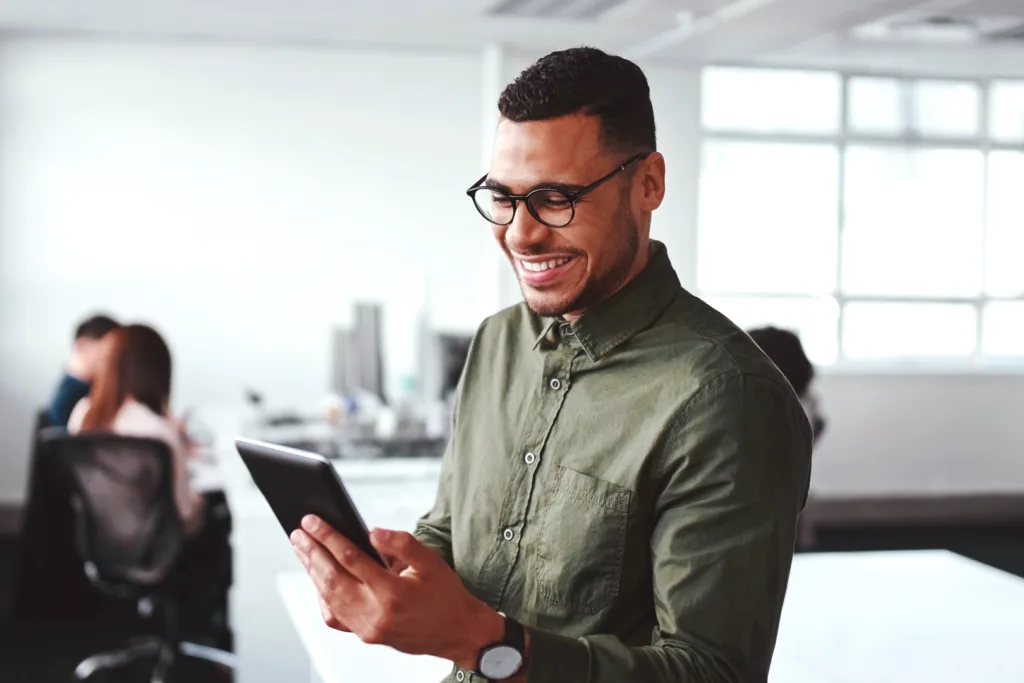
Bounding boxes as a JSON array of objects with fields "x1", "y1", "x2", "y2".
[{"x1": 235, "y1": 437, "x2": 385, "y2": 566}]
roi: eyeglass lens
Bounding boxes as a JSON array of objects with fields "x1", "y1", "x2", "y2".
[{"x1": 471, "y1": 188, "x2": 575, "y2": 228}]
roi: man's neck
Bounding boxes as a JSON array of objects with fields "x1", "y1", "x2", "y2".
[{"x1": 561, "y1": 241, "x2": 652, "y2": 322}]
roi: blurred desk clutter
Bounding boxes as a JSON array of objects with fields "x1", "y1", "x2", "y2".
[{"x1": 241, "y1": 302, "x2": 471, "y2": 460}]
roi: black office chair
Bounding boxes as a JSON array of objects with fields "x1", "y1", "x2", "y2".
[{"x1": 42, "y1": 432, "x2": 237, "y2": 682}]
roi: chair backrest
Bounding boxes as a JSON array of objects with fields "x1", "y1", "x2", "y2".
[{"x1": 42, "y1": 432, "x2": 184, "y2": 588}]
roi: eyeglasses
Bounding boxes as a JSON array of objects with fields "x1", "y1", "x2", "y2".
[{"x1": 466, "y1": 153, "x2": 650, "y2": 229}]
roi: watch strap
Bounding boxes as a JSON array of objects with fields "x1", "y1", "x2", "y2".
[
  {"x1": 476, "y1": 614, "x2": 526, "y2": 680},
  {"x1": 503, "y1": 615, "x2": 526, "y2": 652}
]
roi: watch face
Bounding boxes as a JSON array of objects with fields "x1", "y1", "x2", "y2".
[{"x1": 479, "y1": 645, "x2": 523, "y2": 680}]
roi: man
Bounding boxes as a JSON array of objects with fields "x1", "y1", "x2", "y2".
[
  {"x1": 290, "y1": 47, "x2": 812, "y2": 682},
  {"x1": 44, "y1": 313, "x2": 120, "y2": 427},
  {"x1": 747, "y1": 326, "x2": 827, "y2": 444}
]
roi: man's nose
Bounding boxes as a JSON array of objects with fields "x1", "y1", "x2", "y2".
[{"x1": 504, "y1": 203, "x2": 551, "y2": 252}]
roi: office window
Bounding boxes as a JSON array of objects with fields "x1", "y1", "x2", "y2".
[
  {"x1": 983, "y1": 302, "x2": 1024, "y2": 359},
  {"x1": 699, "y1": 68, "x2": 1022, "y2": 368},
  {"x1": 842, "y1": 146, "x2": 985, "y2": 298},
  {"x1": 989, "y1": 81, "x2": 1024, "y2": 142},
  {"x1": 843, "y1": 302, "x2": 977, "y2": 360},
  {"x1": 910, "y1": 80, "x2": 981, "y2": 138},
  {"x1": 986, "y1": 151, "x2": 1024, "y2": 297},
  {"x1": 848, "y1": 77, "x2": 904, "y2": 134},
  {"x1": 698, "y1": 141, "x2": 839, "y2": 295},
  {"x1": 704, "y1": 295, "x2": 840, "y2": 365},
  {"x1": 702, "y1": 67, "x2": 841, "y2": 134}
]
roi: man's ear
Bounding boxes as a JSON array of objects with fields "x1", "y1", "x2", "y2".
[{"x1": 638, "y1": 152, "x2": 666, "y2": 212}]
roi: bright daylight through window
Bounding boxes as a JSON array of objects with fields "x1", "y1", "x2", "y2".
[{"x1": 698, "y1": 68, "x2": 1024, "y2": 367}]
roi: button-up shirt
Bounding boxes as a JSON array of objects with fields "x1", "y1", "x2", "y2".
[{"x1": 415, "y1": 240, "x2": 813, "y2": 682}]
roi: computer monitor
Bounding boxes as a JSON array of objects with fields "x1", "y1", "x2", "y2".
[{"x1": 437, "y1": 334, "x2": 473, "y2": 401}]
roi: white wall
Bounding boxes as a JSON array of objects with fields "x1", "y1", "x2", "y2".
[
  {"x1": 0, "y1": 39, "x2": 489, "y2": 502},
  {"x1": 812, "y1": 372, "x2": 1024, "y2": 495}
]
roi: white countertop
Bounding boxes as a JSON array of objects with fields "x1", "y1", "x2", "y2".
[
  {"x1": 278, "y1": 572, "x2": 452, "y2": 683},
  {"x1": 279, "y1": 550, "x2": 1024, "y2": 683},
  {"x1": 774, "y1": 550, "x2": 1024, "y2": 682}
]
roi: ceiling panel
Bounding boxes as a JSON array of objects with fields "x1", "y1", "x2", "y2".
[{"x1": 0, "y1": 0, "x2": 1022, "y2": 76}]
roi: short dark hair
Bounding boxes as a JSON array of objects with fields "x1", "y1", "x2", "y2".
[
  {"x1": 747, "y1": 326, "x2": 815, "y2": 397},
  {"x1": 74, "y1": 314, "x2": 120, "y2": 341},
  {"x1": 497, "y1": 47, "x2": 656, "y2": 154}
]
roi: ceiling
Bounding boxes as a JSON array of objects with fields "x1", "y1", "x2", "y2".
[{"x1": 0, "y1": 0, "x2": 1023, "y2": 77}]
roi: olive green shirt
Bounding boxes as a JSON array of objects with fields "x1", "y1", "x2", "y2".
[{"x1": 415, "y1": 241, "x2": 813, "y2": 683}]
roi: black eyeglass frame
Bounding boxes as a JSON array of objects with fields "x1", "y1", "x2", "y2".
[{"x1": 465, "y1": 152, "x2": 651, "y2": 228}]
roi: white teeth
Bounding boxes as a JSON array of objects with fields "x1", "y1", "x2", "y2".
[{"x1": 521, "y1": 257, "x2": 571, "y2": 272}]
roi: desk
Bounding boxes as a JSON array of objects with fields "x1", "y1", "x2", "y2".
[
  {"x1": 279, "y1": 550, "x2": 1024, "y2": 683},
  {"x1": 775, "y1": 550, "x2": 1024, "y2": 682}
]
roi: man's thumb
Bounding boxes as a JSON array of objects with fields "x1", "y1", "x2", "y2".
[{"x1": 370, "y1": 529, "x2": 434, "y2": 566}]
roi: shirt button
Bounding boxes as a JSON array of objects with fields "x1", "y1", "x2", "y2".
[
  {"x1": 524, "y1": 452, "x2": 537, "y2": 465},
  {"x1": 549, "y1": 377, "x2": 562, "y2": 391},
  {"x1": 503, "y1": 527, "x2": 514, "y2": 541},
  {"x1": 456, "y1": 670, "x2": 466, "y2": 682}
]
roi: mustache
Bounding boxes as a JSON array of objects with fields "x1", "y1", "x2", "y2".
[{"x1": 506, "y1": 246, "x2": 585, "y2": 258}]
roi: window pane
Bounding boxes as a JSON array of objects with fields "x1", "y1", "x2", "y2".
[
  {"x1": 702, "y1": 67, "x2": 841, "y2": 133},
  {"x1": 989, "y1": 81, "x2": 1024, "y2": 142},
  {"x1": 703, "y1": 295, "x2": 839, "y2": 365},
  {"x1": 842, "y1": 146, "x2": 984, "y2": 297},
  {"x1": 843, "y1": 302, "x2": 977, "y2": 360},
  {"x1": 910, "y1": 80, "x2": 980, "y2": 137},
  {"x1": 698, "y1": 141, "x2": 839, "y2": 295},
  {"x1": 982, "y1": 301, "x2": 1024, "y2": 359},
  {"x1": 848, "y1": 77, "x2": 904, "y2": 134},
  {"x1": 986, "y1": 151, "x2": 1024, "y2": 297}
]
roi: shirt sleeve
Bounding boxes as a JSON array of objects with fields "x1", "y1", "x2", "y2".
[
  {"x1": 166, "y1": 420, "x2": 205, "y2": 535},
  {"x1": 47, "y1": 373, "x2": 91, "y2": 428},
  {"x1": 413, "y1": 438, "x2": 455, "y2": 567},
  {"x1": 413, "y1": 320, "x2": 488, "y2": 567},
  {"x1": 522, "y1": 372, "x2": 813, "y2": 683},
  {"x1": 67, "y1": 397, "x2": 90, "y2": 433}
]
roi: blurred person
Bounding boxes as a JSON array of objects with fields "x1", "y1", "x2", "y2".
[
  {"x1": 289, "y1": 47, "x2": 812, "y2": 683},
  {"x1": 747, "y1": 326, "x2": 827, "y2": 444},
  {"x1": 68, "y1": 323, "x2": 205, "y2": 535},
  {"x1": 44, "y1": 313, "x2": 121, "y2": 427}
]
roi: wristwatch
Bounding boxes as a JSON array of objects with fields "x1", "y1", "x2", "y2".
[{"x1": 476, "y1": 613, "x2": 526, "y2": 680}]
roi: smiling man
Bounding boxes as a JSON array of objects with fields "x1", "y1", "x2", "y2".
[{"x1": 290, "y1": 47, "x2": 813, "y2": 683}]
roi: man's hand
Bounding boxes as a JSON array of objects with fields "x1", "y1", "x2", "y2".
[{"x1": 290, "y1": 515, "x2": 504, "y2": 670}]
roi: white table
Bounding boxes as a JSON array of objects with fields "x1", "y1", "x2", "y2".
[
  {"x1": 279, "y1": 550, "x2": 1024, "y2": 683},
  {"x1": 773, "y1": 550, "x2": 1024, "y2": 682},
  {"x1": 279, "y1": 572, "x2": 452, "y2": 683}
]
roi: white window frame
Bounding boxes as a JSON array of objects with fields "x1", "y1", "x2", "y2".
[{"x1": 697, "y1": 68, "x2": 1024, "y2": 373}]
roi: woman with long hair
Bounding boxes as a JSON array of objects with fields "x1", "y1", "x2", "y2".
[{"x1": 68, "y1": 323, "x2": 205, "y2": 535}]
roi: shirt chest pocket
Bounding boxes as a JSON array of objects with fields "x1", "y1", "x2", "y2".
[{"x1": 534, "y1": 466, "x2": 631, "y2": 615}]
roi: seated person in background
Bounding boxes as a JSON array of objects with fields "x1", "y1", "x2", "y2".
[
  {"x1": 68, "y1": 323, "x2": 205, "y2": 536},
  {"x1": 45, "y1": 313, "x2": 121, "y2": 427},
  {"x1": 747, "y1": 326, "x2": 827, "y2": 444}
]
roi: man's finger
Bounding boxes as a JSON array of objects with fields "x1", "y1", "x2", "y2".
[
  {"x1": 292, "y1": 528, "x2": 363, "y2": 604},
  {"x1": 302, "y1": 515, "x2": 393, "y2": 585},
  {"x1": 369, "y1": 529, "x2": 439, "y2": 569},
  {"x1": 318, "y1": 594, "x2": 351, "y2": 632}
]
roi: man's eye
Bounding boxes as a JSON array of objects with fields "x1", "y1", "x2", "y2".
[
  {"x1": 538, "y1": 195, "x2": 571, "y2": 209},
  {"x1": 489, "y1": 194, "x2": 513, "y2": 208}
]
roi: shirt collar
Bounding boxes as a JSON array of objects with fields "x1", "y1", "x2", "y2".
[{"x1": 532, "y1": 240, "x2": 681, "y2": 361}]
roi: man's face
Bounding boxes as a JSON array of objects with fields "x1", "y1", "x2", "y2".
[
  {"x1": 72, "y1": 335, "x2": 113, "y2": 381},
  {"x1": 486, "y1": 114, "x2": 664, "y2": 319}
]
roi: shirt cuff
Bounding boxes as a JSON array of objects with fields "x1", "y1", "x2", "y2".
[{"x1": 524, "y1": 627, "x2": 590, "y2": 683}]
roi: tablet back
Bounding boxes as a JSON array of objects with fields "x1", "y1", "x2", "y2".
[{"x1": 235, "y1": 438, "x2": 384, "y2": 565}]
